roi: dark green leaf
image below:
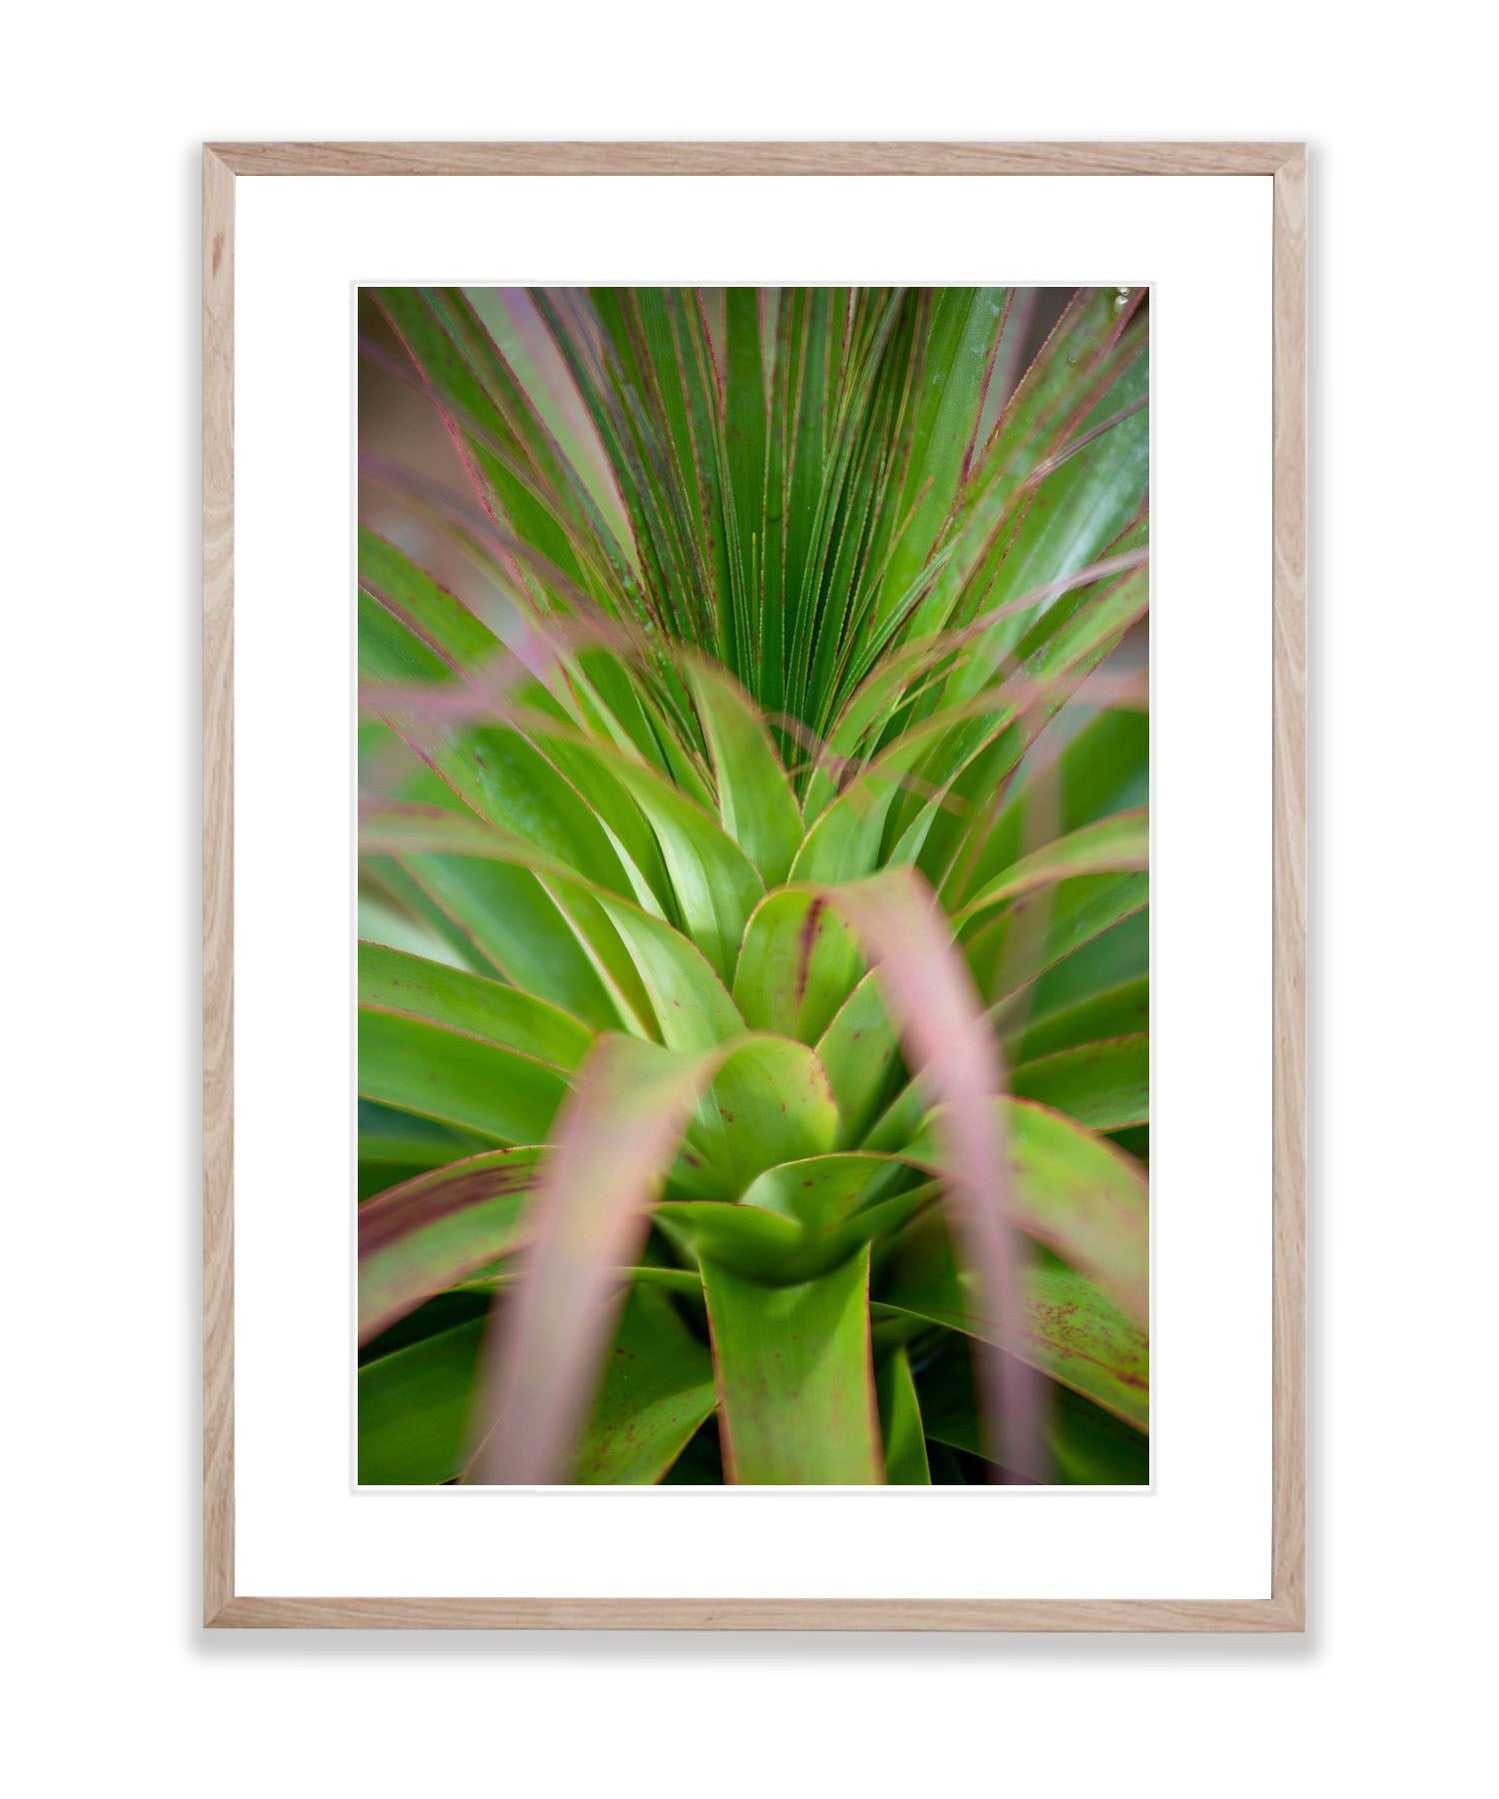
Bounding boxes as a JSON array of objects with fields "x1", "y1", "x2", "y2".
[{"x1": 878, "y1": 1345, "x2": 932, "y2": 1485}]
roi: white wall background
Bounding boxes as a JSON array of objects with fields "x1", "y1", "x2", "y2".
[{"x1": 6, "y1": 4, "x2": 1492, "y2": 1793}]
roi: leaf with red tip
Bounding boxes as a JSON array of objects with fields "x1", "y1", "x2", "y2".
[
  {"x1": 824, "y1": 866, "x2": 1047, "y2": 1481},
  {"x1": 468, "y1": 1034, "x2": 709, "y2": 1484}
]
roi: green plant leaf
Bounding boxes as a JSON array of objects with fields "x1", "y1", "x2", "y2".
[
  {"x1": 896, "y1": 563, "x2": 1149, "y2": 882},
  {"x1": 357, "y1": 1009, "x2": 571, "y2": 1145},
  {"x1": 588, "y1": 888, "x2": 744, "y2": 1051},
  {"x1": 740, "y1": 1152, "x2": 913, "y2": 1233},
  {"x1": 652, "y1": 1200, "x2": 807, "y2": 1283},
  {"x1": 1020, "y1": 909, "x2": 1150, "y2": 1024},
  {"x1": 360, "y1": 1281, "x2": 717, "y2": 1486},
  {"x1": 815, "y1": 969, "x2": 905, "y2": 1147},
  {"x1": 789, "y1": 724, "x2": 953, "y2": 885},
  {"x1": 891, "y1": 293, "x2": 1143, "y2": 651},
  {"x1": 361, "y1": 591, "x2": 672, "y2": 926},
  {"x1": 563, "y1": 732, "x2": 765, "y2": 984},
  {"x1": 914, "y1": 1336, "x2": 1148, "y2": 1483},
  {"x1": 571, "y1": 1285, "x2": 717, "y2": 1485},
  {"x1": 469, "y1": 1034, "x2": 711, "y2": 1483},
  {"x1": 875, "y1": 288, "x2": 1012, "y2": 629},
  {"x1": 957, "y1": 810, "x2": 1149, "y2": 920},
  {"x1": 701, "y1": 1245, "x2": 884, "y2": 1484},
  {"x1": 456, "y1": 1027, "x2": 838, "y2": 1480},
  {"x1": 948, "y1": 706, "x2": 1148, "y2": 908},
  {"x1": 826, "y1": 867, "x2": 1047, "y2": 1478},
  {"x1": 1009, "y1": 1035, "x2": 1149, "y2": 1130},
  {"x1": 685, "y1": 1034, "x2": 841, "y2": 1199},
  {"x1": 918, "y1": 320, "x2": 1148, "y2": 680},
  {"x1": 658, "y1": 1154, "x2": 931, "y2": 1284},
  {"x1": 360, "y1": 807, "x2": 669, "y2": 1038},
  {"x1": 376, "y1": 289, "x2": 628, "y2": 595},
  {"x1": 359, "y1": 807, "x2": 628, "y2": 1028},
  {"x1": 878, "y1": 1344, "x2": 932, "y2": 1485},
  {"x1": 357, "y1": 1098, "x2": 489, "y2": 1169},
  {"x1": 1004, "y1": 975, "x2": 1149, "y2": 1061},
  {"x1": 358, "y1": 876, "x2": 475, "y2": 972},
  {"x1": 413, "y1": 715, "x2": 656, "y2": 907},
  {"x1": 359, "y1": 286, "x2": 1152, "y2": 1487},
  {"x1": 358, "y1": 940, "x2": 595, "y2": 1068},
  {"x1": 732, "y1": 887, "x2": 864, "y2": 1043},
  {"x1": 359, "y1": 525, "x2": 500, "y2": 667},
  {"x1": 359, "y1": 1317, "x2": 483, "y2": 1485},
  {"x1": 970, "y1": 873, "x2": 1150, "y2": 1007},
  {"x1": 407, "y1": 853, "x2": 629, "y2": 1030},
  {"x1": 879, "y1": 1213, "x2": 1148, "y2": 1431},
  {"x1": 903, "y1": 1097, "x2": 1148, "y2": 1326},
  {"x1": 686, "y1": 656, "x2": 804, "y2": 886},
  {"x1": 357, "y1": 589, "x2": 456, "y2": 687},
  {"x1": 359, "y1": 1148, "x2": 540, "y2": 1342}
]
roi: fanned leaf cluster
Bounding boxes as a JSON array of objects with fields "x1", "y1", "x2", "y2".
[{"x1": 357, "y1": 285, "x2": 1150, "y2": 1485}]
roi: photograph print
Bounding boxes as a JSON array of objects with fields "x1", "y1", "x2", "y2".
[{"x1": 356, "y1": 286, "x2": 1150, "y2": 1487}]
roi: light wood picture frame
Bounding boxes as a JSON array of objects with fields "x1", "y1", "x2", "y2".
[{"x1": 203, "y1": 140, "x2": 1306, "y2": 1631}]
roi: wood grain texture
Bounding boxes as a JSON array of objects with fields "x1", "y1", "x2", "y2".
[
  {"x1": 1270, "y1": 147, "x2": 1309, "y2": 1630},
  {"x1": 201, "y1": 140, "x2": 1308, "y2": 1631},
  {"x1": 211, "y1": 1595, "x2": 1302, "y2": 1631},
  {"x1": 208, "y1": 140, "x2": 1297, "y2": 178},
  {"x1": 203, "y1": 146, "x2": 235, "y2": 1626}
]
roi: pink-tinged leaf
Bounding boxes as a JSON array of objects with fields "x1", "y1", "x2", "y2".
[
  {"x1": 358, "y1": 618, "x2": 617, "y2": 734},
  {"x1": 358, "y1": 798, "x2": 574, "y2": 879},
  {"x1": 878, "y1": 1230, "x2": 1149, "y2": 1433},
  {"x1": 950, "y1": 546, "x2": 1151, "y2": 649},
  {"x1": 903, "y1": 1097, "x2": 1149, "y2": 1329},
  {"x1": 468, "y1": 1035, "x2": 708, "y2": 1484},
  {"x1": 956, "y1": 809, "x2": 1150, "y2": 922},
  {"x1": 358, "y1": 1148, "x2": 541, "y2": 1343},
  {"x1": 825, "y1": 866, "x2": 1047, "y2": 1480}
]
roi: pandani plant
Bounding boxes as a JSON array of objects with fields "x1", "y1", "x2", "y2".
[{"x1": 357, "y1": 285, "x2": 1149, "y2": 1485}]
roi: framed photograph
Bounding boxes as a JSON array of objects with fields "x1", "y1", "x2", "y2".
[{"x1": 204, "y1": 141, "x2": 1305, "y2": 1629}]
